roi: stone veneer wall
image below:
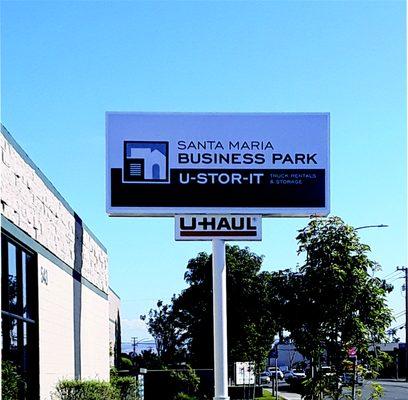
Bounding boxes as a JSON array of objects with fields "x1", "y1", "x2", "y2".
[{"x1": 0, "y1": 127, "x2": 108, "y2": 293}]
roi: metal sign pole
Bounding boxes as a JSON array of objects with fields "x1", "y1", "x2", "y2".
[
  {"x1": 212, "y1": 239, "x2": 230, "y2": 400},
  {"x1": 351, "y1": 356, "x2": 357, "y2": 400}
]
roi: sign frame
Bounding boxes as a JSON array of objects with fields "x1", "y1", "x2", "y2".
[
  {"x1": 175, "y1": 215, "x2": 262, "y2": 241},
  {"x1": 234, "y1": 361, "x2": 256, "y2": 385},
  {"x1": 106, "y1": 112, "x2": 330, "y2": 217}
]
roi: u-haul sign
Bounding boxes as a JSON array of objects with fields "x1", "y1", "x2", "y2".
[
  {"x1": 106, "y1": 112, "x2": 330, "y2": 217},
  {"x1": 175, "y1": 215, "x2": 262, "y2": 241}
]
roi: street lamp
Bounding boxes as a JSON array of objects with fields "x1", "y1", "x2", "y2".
[{"x1": 355, "y1": 224, "x2": 389, "y2": 230}]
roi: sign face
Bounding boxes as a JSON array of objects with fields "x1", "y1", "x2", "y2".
[
  {"x1": 106, "y1": 112, "x2": 330, "y2": 216},
  {"x1": 235, "y1": 362, "x2": 255, "y2": 385},
  {"x1": 175, "y1": 215, "x2": 261, "y2": 241}
]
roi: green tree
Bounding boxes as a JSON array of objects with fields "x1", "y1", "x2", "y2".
[
  {"x1": 142, "y1": 246, "x2": 281, "y2": 369},
  {"x1": 141, "y1": 299, "x2": 187, "y2": 366},
  {"x1": 168, "y1": 366, "x2": 200, "y2": 399},
  {"x1": 2, "y1": 360, "x2": 24, "y2": 400},
  {"x1": 284, "y1": 216, "x2": 393, "y2": 399},
  {"x1": 134, "y1": 349, "x2": 164, "y2": 370}
]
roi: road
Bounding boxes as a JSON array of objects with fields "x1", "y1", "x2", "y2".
[
  {"x1": 264, "y1": 382, "x2": 301, "y2": 400},
  {"x1": 265, "y1": 380, "x2": 408, "y2": 400},
  {"x1": 363, "y1": 380, "x2": 408, "y2": 400}
]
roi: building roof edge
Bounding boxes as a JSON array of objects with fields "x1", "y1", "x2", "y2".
[{"x1": 0, "y1": 123, "x2": 107, "y2": 253}]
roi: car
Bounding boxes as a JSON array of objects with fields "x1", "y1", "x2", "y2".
[
  {"x1": 279, "y1": 365, "x2": 289, "y2": 374},
  {"x1": 341, "y1": 373, "x2": 364, "y2": 386},
  {"x1": 259, "y1": 372, "x2": 271, "y2": 384},
  {"x1": 320, "y1": 365, "x2": 334, "y2": 375},
  {"x1": 284, "y1": 369, "x2": 306, "y2": 382},
  {"x1": 267, "y1": 366, "x2": 284, "y2": 380},
  {"x1": 319, "y1": 366, "x2": 343, "y2": 390}
]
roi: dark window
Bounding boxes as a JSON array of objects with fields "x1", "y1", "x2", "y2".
[
  {"x1": 1, "y1": 233, "x2": 39, "y2": 400},
  {"x1": 7, "y1": 243, "x2": 18, "y2": 315}
]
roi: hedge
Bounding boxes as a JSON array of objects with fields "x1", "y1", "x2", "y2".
[
  {"x1": 111, "y1": 376, "x2": 138, "y2": 400},
  {"x1": 53, "y1": 377, "x2": 138, "y2": 400},
  {"x1": 2, "y1": 361, "x2": 25, "y2": 400}
]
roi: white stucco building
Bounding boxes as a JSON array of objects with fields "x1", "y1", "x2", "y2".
[{"x1": 0, "y1": 124, "x2": 120, "y2": 399}]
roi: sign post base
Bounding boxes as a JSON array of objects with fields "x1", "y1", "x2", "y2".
[{"x1": 212, "y1": 239, "x2": 230, "y2": 400}]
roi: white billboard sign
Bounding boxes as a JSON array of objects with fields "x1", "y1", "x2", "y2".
[
  {"x1": 106, "y1": 112, "x2": 330, "y2": 217},
  {"x1": 234, "y1": 361, "x2": 255, "y2": 385},
  {"x1": 175, "y1": 215, "x2": 262, "y2": 241}
]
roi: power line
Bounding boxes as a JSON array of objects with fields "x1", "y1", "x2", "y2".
[
  {"x1": 380, "y1": 270, "x2": 402, "y2": 280},
  {"x1": 387, "y1": 276, "x2": 404, "y2": 284},
  {"x1": 388, "y1": 323, "x2": 405, "y2": 331}
]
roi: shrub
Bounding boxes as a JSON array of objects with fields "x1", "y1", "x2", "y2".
[
  {"x1": 2, "y1": 361, "x2": 24, "y2": 400},
  {"x1": 53, "y1": 379, "x2": 118, "y2": 400},
  {"x1": 168, "y1": 366, "x2": 200, "y2": 399},
  {"x1": 120, "y1": 356, "x2": 134, "y2": 370},
  {"x1": 111, "y1": 375, "x2": 138, "y2": 400},
  {"x1": 174, "y1": 394, "x2": 199, "y2": 400}
]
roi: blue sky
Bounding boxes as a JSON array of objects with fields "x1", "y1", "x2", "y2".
[{"x1": 1, "y1": 1, "x2": 406, "y2": 342}]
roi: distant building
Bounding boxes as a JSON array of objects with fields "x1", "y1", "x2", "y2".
[
  {"x1": 0, "y1": 125, "x2": 120, "y2": 399},
  {"x1": 370, "y1": 342, "x2": 407, "y2": 379},
  {"x1": 268, "y1": 343, "x2": 306, "y2": 370}
]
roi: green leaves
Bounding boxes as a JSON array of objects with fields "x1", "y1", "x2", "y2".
[
  {"x1": 142, "y1": 245, "x2": 279, "y2": 370},
  {"x1": 2, "y1": 360, "x2": 24, "y2": 400},
  {"x1": 53, "y1": 379, "x2": 121, "y2": 400},
  {"x1": 141, "y1": 216, "x2": 391, "y2": 400},
  {"x1": 286, "y1": 216, "x2": 392, "y2": 399}
]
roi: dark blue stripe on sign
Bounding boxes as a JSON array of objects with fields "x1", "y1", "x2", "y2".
[{"x1": 111, "y1": 168, "x2": 326, "y2": 208}]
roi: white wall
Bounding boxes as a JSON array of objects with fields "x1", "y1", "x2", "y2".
[
  {"x1": 38, "y1": 255, "x2": 75, "y2": 399},
  {"x1": 80, "y1": 285, "x2": 110, "y2": 381},
  {"x1": 1, "y1": 128, "x2": 112, "y2": 398}
]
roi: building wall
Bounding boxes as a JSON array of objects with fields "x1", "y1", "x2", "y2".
[
  {"x1": 82, "y1": 229, "x2": 108, "y2": 293},
  {"x1": 268, "y1": 344, "x2": 306, "y2": 369},
  {"x1": 1, "y1": 131, "x2": 74, "y2": 267},
  {"x1": 0, "y1": 127, "x2": 108, "y2": 292},
  {"x1": 0, "y1": 125, "x2": 112, "y2": 399},
  {"x1": 81, "y1": 285, "x2": 110, "y2": 380},
  {"x1": 38, "y1": 254, "x2": 75, "y2": 398}
]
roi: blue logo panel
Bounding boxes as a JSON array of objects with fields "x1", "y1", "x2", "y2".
[{"x1": 123, "y1": 141, "x2": 169, "y2": 183}]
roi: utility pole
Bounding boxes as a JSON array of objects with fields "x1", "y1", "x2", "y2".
[
  {"x1": 131, "y1": 337, "x2": 137, "y2": 356},
  {"x1": 396, "y1": 266, "x2": 408, "y2": 382}
]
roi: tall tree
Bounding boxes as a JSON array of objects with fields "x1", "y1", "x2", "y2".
[
  {"x1": 141, "y1": 299, "x2": 187, "y2": 366},
  {"x1": 284, "y1": 216, "x2": 393, "y2": 399},
  {"x1": 142, "y1": 246, "x2": 281, "y2": 369},
  {"x1": 114, "y1": 311, "x2": 122, "y2": 369}
]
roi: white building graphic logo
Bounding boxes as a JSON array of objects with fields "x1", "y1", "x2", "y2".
[{"x1": 123, "y1": 141, "x2": 169, "y2": 183}]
